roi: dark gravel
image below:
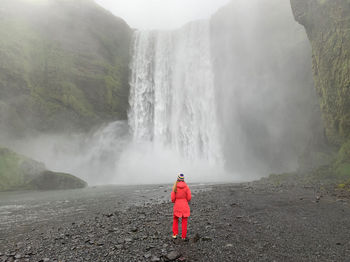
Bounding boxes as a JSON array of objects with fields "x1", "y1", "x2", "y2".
[{"x1": 1, "y1": 183, "x2": 350, "y2": 261}]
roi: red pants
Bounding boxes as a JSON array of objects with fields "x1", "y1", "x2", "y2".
[{"x1": 173, "y1": 215, "x2": 188, "y2": 238}]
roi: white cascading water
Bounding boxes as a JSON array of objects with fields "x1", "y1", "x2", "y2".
[{"x1": 129, "y1": 20, "x2": 223, "y2": 166}]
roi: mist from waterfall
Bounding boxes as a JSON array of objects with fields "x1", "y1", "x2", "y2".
[
  {"x1": 0, "y1": 0, "x2": 323, "y2": 186},
  {"x1": 123, "y1": 0, "x2": 322, "y2": 182},
  {"x1": 1, "y1": 121, "x2": 130, "y2": 185}
]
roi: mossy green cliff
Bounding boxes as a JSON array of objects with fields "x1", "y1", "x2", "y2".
[
  {"x1": 0, "y1": 0, "x2": 132, "y2": 136},
  {"x1": 0, "y1": 147, "x2": 86, "y2": 191},
  {"x1": 0, "y1": 147, "x2": 45, "y2": 190},
  {"x1": 286, "y1": 0, "x2": 350, "y2": 179},
  {"x1": 291, "y1": 0, "x2": 350, "y2": 145}
]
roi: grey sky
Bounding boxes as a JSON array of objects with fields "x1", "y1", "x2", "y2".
[{"x1": 94, "y1": 0, "x2": 230, "y2": 30}]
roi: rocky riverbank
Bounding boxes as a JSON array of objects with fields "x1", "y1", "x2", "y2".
[{"x1": 0, "y1": 182, "x2": 350, "y2": 261}]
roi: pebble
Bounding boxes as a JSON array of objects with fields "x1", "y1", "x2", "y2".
[
  {"x1": 2, "y1": 183, "x2": 350, "y2": 262},
  {"x1": 165, "y1": 251, "x2": 181, "y2": 261},
  {"x1": 124, "y1": 238, "x2": 133, "y2": 243},
  {"x1": 151, "y1": 255, "x2": 161, "y2": 262},
  {"x1": 192, "y1": 233, "x2": 200, "y2": 243},
  {"x1": 115, "y1": 244, "x2": 123, "y2": 250},
  {"x1": 202, "y1": 236, "x2": 212, "y2": 241}
]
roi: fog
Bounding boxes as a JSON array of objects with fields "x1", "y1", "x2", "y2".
[
  {"x1": 210, "y1": 0, "x2": 324, "y2": 176},
  {"x1": 1, "y1": 122, "x2": 131, "y2": 185},
  {"x1": 0, "y1": 0, "x2": 325, "y2": 186},
  {"x1": 1, "y1": 121, "x2": 235, "y2": 185},
  {"x1": 95, "y1": 0, "x2": 230, "y2": 30}
]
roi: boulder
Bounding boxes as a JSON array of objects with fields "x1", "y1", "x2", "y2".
[
  {"x1": 0, "y1": 146, "x2": 87, "y2": 191},
  {"x1": 29, "y1": 170, "x2": 87, "y2": 190}
]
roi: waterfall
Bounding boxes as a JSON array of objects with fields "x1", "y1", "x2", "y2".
[
  {"x1": 129, "y1": 20, "x2": 223, "y2": 166},
  {"x1": 11, "y1": 21, "x2": 227, "y2": 186}
]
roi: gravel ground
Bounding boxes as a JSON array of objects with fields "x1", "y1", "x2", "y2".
[{"x1": 0, "y1": 182, "x2": 350, "y2": 261}]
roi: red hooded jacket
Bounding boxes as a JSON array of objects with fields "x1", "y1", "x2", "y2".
[{"x1": 171, "y1": 181, "x2": 192, "y2": 218}]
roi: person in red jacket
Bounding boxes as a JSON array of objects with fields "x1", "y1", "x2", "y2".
[{"x1": 171, "y1": 173, "x2": 192, "y2": 240}]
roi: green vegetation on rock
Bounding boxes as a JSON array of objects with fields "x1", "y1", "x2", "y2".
[
  {"x1": 0, "y1": 146, "x2": 87, "y2": 191},
  {"x1": 334, "y1": 139, "x2": 350, "y2": 178},
  {"x1": 290, "y1": 0, "x2": 350, "y2": 180},
  {"x1": 0, "y1": 147, "x2": 45, "y2": 190},
  {"x1": 291, "y1": 0, "x2": 350, "y2": 145},
  {"x1": 0, "y1": 0, "x2": 132, "y2": 136},
  {"x1": 263, "y1": 138, "x2": 350, "y2": 194}
]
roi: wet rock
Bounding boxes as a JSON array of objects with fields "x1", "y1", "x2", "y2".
[
  {"x1": 165, "y1": 251, "x2": 181, "y2": 261},
  {"x1": 192, "y1": 233, "x2": 200, "y2": 243},
  {"x1": 29, "y1": 170, "x2": 87, "y2": 190},
  {"x1": 202, "y1": 236, "x2": 212, "y2": 241},
  {"x1": 124, "y1": 238, "x2": 133, "y2": 243},
  {"x1": 151, "y1": 255, "x2": 161, "y2": 262},
  {"x1": 86, "y1": 239, "x2": 94, "y2": 245},
  {"x1": 115, "y1": 244, "x2": 123, "y2": 250},
  {"x1": 146, "y1": 245, "x2": 155, "y2": 251}
]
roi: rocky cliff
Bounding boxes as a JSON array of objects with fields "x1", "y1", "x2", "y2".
[
  {"x1": 0, "y1": 0, "x2": 132, "y2": 137},
  {"x1": 0, "y1": 147, "x2": 87, "y2": 191},
  {"x1": 290, "y1": 0, "x2": 350, "y2": 146},
  {"x1": 289, "y1": 0, "x2": 350, "y2": 179}
]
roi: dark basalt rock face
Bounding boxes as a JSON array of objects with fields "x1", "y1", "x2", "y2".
[{"x1": 291, "y1": 0, "x2": 350, "y2": 145}]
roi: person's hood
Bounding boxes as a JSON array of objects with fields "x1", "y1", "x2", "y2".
[{"x1": 177, "y1": 181, "x2": 186, "y2": 189}]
